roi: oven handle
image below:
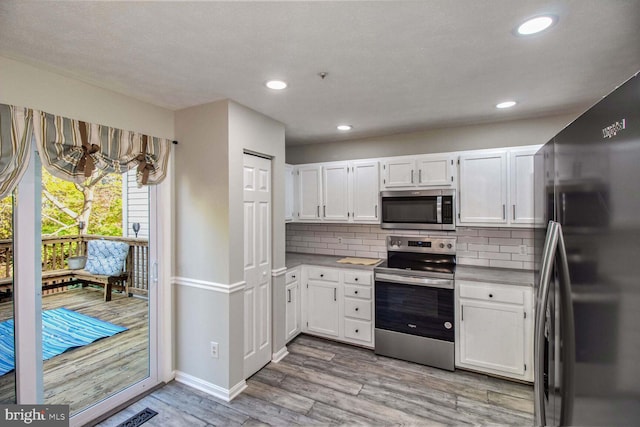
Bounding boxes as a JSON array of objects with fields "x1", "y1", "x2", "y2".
[{"x1": 375, "y1": 273, "x2": 453, "y2": 289}]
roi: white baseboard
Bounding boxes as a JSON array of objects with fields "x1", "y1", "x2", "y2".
[
  {"x1": 271, "y1": 346, "x2": 289, "y2": 363},
  {"x1": 174, "y1": 371, "x2": 247, "y2": 402}
]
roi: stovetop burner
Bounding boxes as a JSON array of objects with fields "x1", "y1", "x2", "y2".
[{"x1": 374, "y1": 235, "x2": 457, "y2": 279}]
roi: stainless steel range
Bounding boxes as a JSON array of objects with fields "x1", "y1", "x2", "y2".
[{"x1": 374, "y1": 235, "x2": 456, "y2": 371}]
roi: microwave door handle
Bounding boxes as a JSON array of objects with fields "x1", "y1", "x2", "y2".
[
  {"x1": 557, "y1": 223, "x2": 576, "y2": 426},
  {"x1": 534, "y1": 221, "x2": 560, "y2": 427},
  {"x1": 436, "y1": 196, "x2": 442, "y2": 224}
]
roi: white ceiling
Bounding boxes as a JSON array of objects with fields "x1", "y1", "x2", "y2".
[{"x1": 1, "y1": 1, "x2": 639, "y2": 145}]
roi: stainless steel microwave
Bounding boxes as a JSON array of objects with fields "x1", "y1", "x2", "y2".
[{"x1": 380, "y1": 189, "x2": 455, "y2": 230}]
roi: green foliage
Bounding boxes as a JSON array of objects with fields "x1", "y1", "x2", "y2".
[{"x1": 0, "y1": 196, "x2": 12, "y2": 240}]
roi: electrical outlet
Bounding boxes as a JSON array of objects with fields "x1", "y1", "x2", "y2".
[
  {"x1": 338, "y1": 236, "x2": 343, "y2": 244},
  {"x1": 210, "y1": 341, "x2": 219, "y2": 358},
  {"x1": 519, "y1": 244, "x2": 527, "y2": 255}
]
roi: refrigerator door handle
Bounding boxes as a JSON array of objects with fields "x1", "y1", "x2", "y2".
[
  {"x1": 534, "y1": 221, "x2": 560, "y2": 426},
  {"x1": 557, "y1": 223, "x2": 576, "y2": 427}
]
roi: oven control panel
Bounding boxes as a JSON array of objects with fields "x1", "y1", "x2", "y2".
[{"x1": 387, "y1": 235, "x2": 456, "y2": 254}]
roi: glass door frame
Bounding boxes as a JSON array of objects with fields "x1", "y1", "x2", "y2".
[{"x1": 13, "y1": 142, "x2": 170, "y2": 426}]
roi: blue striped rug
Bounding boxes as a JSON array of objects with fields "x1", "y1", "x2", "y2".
[{"x1": 0, "y1": 308, "x2": 127, "y2": 376}]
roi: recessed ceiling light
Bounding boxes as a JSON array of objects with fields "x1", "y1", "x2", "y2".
[
  {"x1": 496, "y1": 101, "x2": 517, "y2": 109},
  {"x1": 337, "y1": 125, "x2": 353, "y2": 131},
  {"x1": 516, "y1": 15, "x2": 556, "y2": 35},
  {"x1": 265, "y1": 80, "x2": 287, "y2": 90}
]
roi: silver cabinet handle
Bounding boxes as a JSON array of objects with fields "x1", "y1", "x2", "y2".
[
  {"x1": 418, "y1": 169, "x2": 422, "y2": 183},
  {"x1": 502, "y1": 204, "x2": 506, "y2": 220},
  {"x1": 375, "y1": 204, "x2": 378, "y2": 218},
  {"x1": 513, "y1": 204, "x2": 516, "y2": 220},
  {"x1": 411, "y1": 170, "x2": 414, "y2": 183},
  {"x1": 317, "y1": 205, "x2": 320, "y2": 217},
  {"x1": 461, "y1": 305, "x2": 464, "y2": 321},
  {"x1": 333, "y1": 288, "x2": 337, "y2": 301},
  {"x1": 287, "y1": 289, "x2": 291, "y2": 303},
  {"x1": 323, "y1": 205, "x2": 326, "y2": 217}
]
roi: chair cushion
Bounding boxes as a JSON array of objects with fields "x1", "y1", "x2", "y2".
[{"x1": 84, "y1": 240, "x2": 129, "y2": 276}]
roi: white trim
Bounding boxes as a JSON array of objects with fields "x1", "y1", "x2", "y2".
[
  {"x1": 172, "y1": 276, "x2": 246, "y2": 294},
  {"x1": 271, "y1": 266, "x2": 287, "y2": 277},
  {"x1": 174, "y1": 371, "x2": 247, "y2": 402},
  {"x1": 271, "y1": 347, "x2": 289, "y2": 363}
]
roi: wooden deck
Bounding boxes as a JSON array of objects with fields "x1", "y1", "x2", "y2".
[{"x1": 0, "y1": 287, "x2": 149, "y2": 415}]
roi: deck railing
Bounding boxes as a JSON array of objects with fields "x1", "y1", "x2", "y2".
[{"x1": 0, "y1": 234, "x2": 149, "y2": 297}]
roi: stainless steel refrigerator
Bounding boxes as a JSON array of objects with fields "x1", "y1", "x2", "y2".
[{"x1": 533, "y1": 72, "x2": 640, "y2": 426}]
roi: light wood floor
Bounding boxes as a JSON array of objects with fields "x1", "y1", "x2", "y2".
[
  {"x1": 0, "y1": 287, "x2": 149, "y2": 414},
  {"x1": 98, "y1": 334, "x2": 534, "y2": 426}
]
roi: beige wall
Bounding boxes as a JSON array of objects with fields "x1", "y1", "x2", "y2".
[
  {"x1": 173, "y1": 99, "x2": 286, "y2": 392},
  {"x1": 286, "y1": 112, "x2": 581, "y2": 164},
  {"x1": 0, "y1": 56, "x2": 174, "y2": 137}
]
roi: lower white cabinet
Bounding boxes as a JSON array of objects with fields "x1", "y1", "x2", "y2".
[
  {"x1": 455, "y1": 280, "x2": 533, "y2": 382},
  {"x1": 285, "y1": 268, "x2": 301, "y2": 342},
  {"x1": 301, "y1": 265, "x2": 374, "y2": 348}
]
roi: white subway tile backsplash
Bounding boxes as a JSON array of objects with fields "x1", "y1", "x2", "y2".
[{"x1": 286, "y1": 224, "x2": 536, "y2": 271}]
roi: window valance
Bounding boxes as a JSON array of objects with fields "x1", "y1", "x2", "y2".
[
  {"x1": 0, "y1": 104, "x2": 33, "y2": 199},
  {"x1": 0, "y1": 103, "x2": 171, "y2": 197}
]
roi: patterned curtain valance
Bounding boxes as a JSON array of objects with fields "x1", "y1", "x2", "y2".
[
  {"x1": 0, "y1": 104, "x2": 33, "y2": 199},
  {"x1": 33, "y1": 111, "x2": 171, "y2": 186}
]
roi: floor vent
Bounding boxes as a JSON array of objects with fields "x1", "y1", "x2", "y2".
[{"x1": 117, "y1": 408, "x2": 158, "y2": 427}]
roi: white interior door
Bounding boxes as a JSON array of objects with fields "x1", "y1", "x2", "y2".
[{"x1": 243, "y1": 153, "x2": 272, "y2": 378}]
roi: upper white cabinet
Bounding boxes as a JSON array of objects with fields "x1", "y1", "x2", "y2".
[
  {"x1": 285, "y1": 164, "x2": 295, "y2": 222},
  {"x1": 509, "y1": 147, "x2": 537, "y2": 224},
  {"x1": 458, "y1": 150, "x2": 508, "y2": 224},
  {"x1": 351, "y1": 160, "x2": 380, "y2": 222},
  {"x1": 292, "y1": 161, "x2": 380, "y2": 224},
  {"x1": 381, "y1": 154, "x2": 455, "y2": 189},
  {"x1": 458, "y1": 146, "x2": 540, "y2": 227},
  {"x1": 297, "y1": 165, "x2": 322, "y2": 220},
  {"x1": 322, "y1": 163, "x2": 350, "y2": 221}
]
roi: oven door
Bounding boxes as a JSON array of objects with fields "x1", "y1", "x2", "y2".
[{"x1": 375, "y1": 273, "x2": 454, "y2": 342}]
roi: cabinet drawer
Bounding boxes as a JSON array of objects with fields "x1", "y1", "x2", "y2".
[
  {"x1": 459, "y1": 282, "x2": 524, "y2": 305},
  {"x1": 285, "y1": 269, "x2": 299, "y2": 284},
  {"x1": 344, "y1": 285, "x2": 371, "y2": 300},
  {"x1": 344, "y1": 298, "x2": 371, "y2": 320},
  {"x1": 343, "y1": 271, "x2": 372, "y2": 286},
  {"x1": 344, "y1": 318, "x2": 372, "y2": 343},
  {"x1": 306, "y1": 267, "x2": 339, "y2": 282}
]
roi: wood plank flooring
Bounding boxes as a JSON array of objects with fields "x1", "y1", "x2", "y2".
[
  {"x1": 98, "y1": 334, "x2": 533, "y2": 426},
  {"x1": 0, "y1": 287, "x2": 149, "y2": 415}
]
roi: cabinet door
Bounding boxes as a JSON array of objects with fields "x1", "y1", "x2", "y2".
[
  {"x1": 305, "y1": 281, "x2": 339, "y2": 337},
  {"x1": 351, "y1": 161, "x2": 380, "y2": 222},
  {"x1": 459, "y1": 152, "x2": 508, "y2": 224},
  {"x1": 285, "y1": 164, "x2": 295, "y2": 221},
  {"x1": 510, "y1": 148, "x2": 536, "y2": 224},
  {"x1": 297, "y1": 165, "x2": 321, "y2": 220},
  {"x1": 322, "y1": 164, "x2": 349, "y2": 221},
  {"x1": 382, "y1": 159, "x2": 415, "y2": 188},
  {"x1": 285, "y1": 281, "x2": 300, "y2": 342},
  {"x1": 417, "y1": 155, "x2": 454, "y2": 187},
  {"x1": 459, "y1": 299, "x2": 526, "y2": 377}
]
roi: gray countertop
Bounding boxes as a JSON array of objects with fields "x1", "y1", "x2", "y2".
[
  {"x1": 286, "y1": 252, "x2": 382, "y2": 271},
  {"x1": 455, "y1": 265, "x2": 535, "y2": 287},
  {"x1": 286, "y1": 252, "x2": 534, "y2": 286}
]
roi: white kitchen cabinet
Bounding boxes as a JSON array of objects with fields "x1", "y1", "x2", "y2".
[
  {"x1": 509, "y1": 147, "x2": 536, "y2": 224},
  {"x1": 322, "y1": 163, "x2": 350, "y2": 221},
  {"x1": 297, "y1": 165, "x2": 322, "y2": 220},
  {"x1": 458, "y1": 150, "x2": 508, "y2": 224},
  {"x1": 381, "y1": 154, "x2": 455, "y2": 189},
  {"x1": 285, "y1": 164, "x2": 295, "y2": 222},
  {"x1": 351, "y1": 160, "x2": 380, "y2": 222},
  {"x1": 456, "y1": 280, "x2": 533, "y2": 382},
  {"x1": 285, "y1": 268, "x2": 301, "y2": 342},
  {"x1": 302, "y1": 266, "x2": 374, "y2": 348},
  {"x1": 304, "y1": 267, "x2": 340, "y2": 338}
]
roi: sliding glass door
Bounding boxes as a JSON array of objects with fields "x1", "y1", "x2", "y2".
[
  {"x1": 12, "y1": 144, "x2": 162, "y2": 426},
  {"x1": 0, "y1": 193, "x2": 15, "y2": 404}
]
